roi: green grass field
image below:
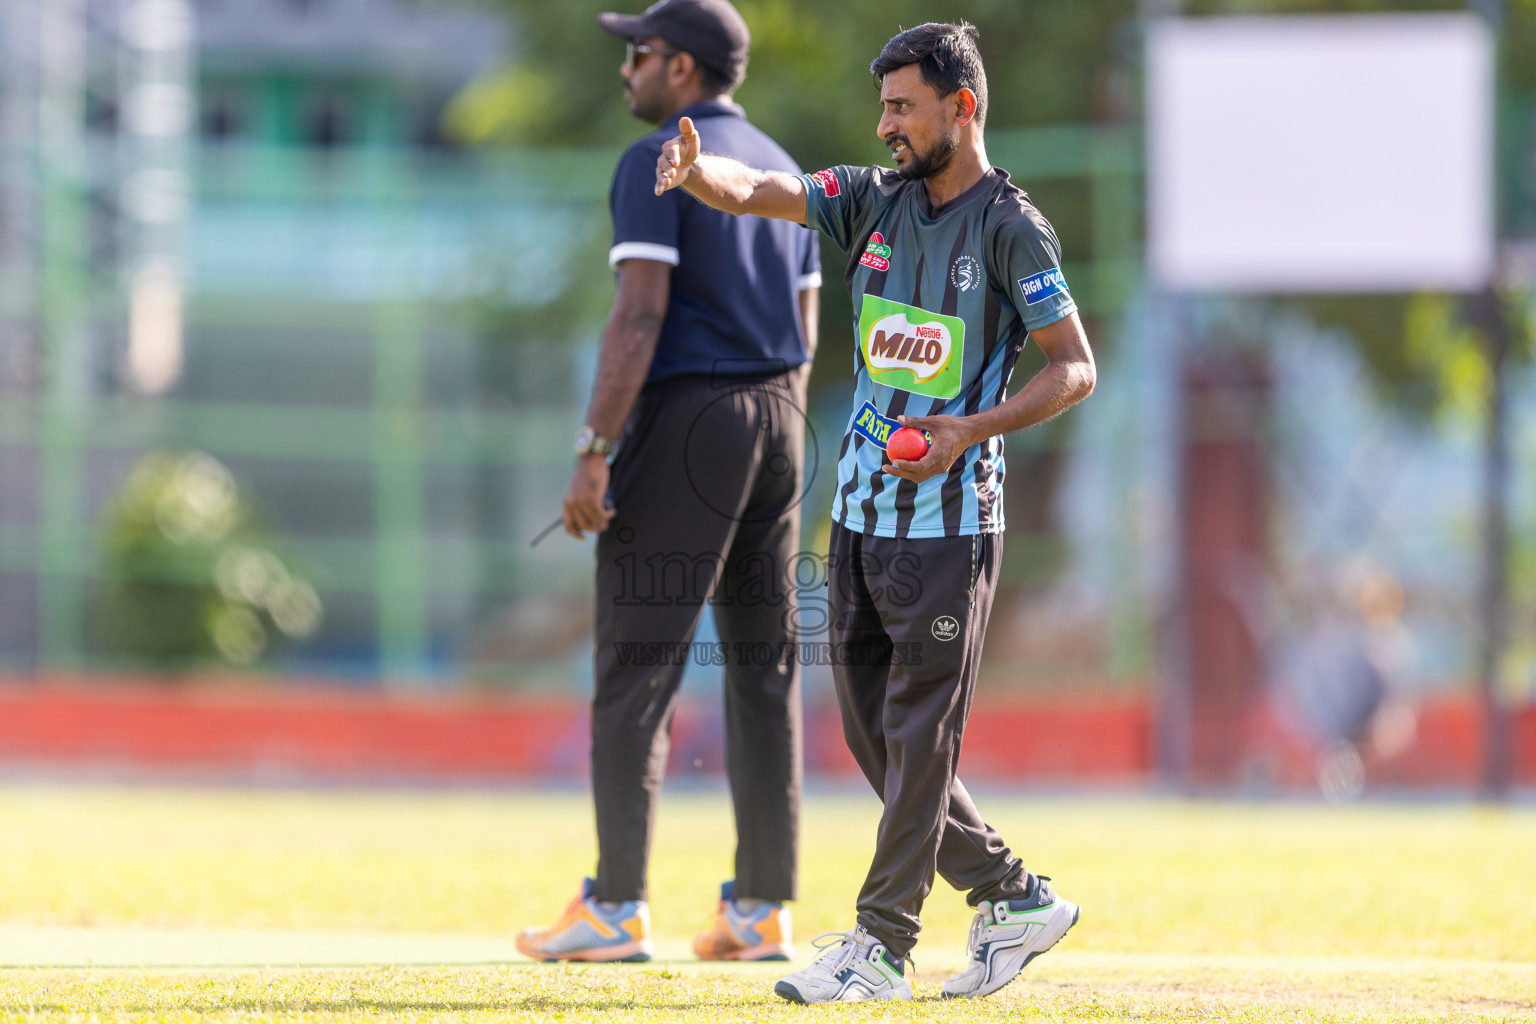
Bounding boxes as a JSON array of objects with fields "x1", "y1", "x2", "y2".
[{"x1": 0, "y1": 784, "x2": 1532, "y2": 1021}]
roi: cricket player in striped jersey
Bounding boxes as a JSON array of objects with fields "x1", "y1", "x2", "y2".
[{"x1": 655, "y1": 20, "x2": 1095, "y2": 1003}]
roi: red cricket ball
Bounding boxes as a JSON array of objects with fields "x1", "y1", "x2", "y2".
[{"x1": 887, "y1": 426, "x2": 929, "y2": 462}]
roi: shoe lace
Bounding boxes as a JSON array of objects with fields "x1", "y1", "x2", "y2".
[
  {"x1": 966, "y1": 910, "x2": 988, "y2": 962},
  {"x1": 809, "y1": 929, "x2": 862, "y2": 975}
]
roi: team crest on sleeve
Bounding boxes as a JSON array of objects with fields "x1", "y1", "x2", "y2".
[
  {"x1": 859, "y1": 232, "x2": 891, "y2": 272},
  {"x1": 1018, "y1": 267, "x2": 1068, "y2": 305},
  {"x1": 810, "y1": 168, "x2": 840, "y2": 197}
]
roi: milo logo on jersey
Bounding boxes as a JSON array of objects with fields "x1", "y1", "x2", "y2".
[
  {"x1": 857, "y1": 294, "x2": 965, "y2": 400},
  {"x1": 859, "y1": 232, "x2": 891, "y2": 272}
]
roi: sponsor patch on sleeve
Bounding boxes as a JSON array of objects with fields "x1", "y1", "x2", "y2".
[
  {"x1": 810, "y1": 168, "x2": 840, "y2": 198},
  {"x1": 1018, "y1": 267, "x2": 1069, "y2": 306},
  {"x1": 850, "y1": 400, "x2": 931, "y2": 451}
]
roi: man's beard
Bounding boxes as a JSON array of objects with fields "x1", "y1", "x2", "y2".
[
  {"x1": 624, "y1": 81, "x2": 669, "y2": 125},
  {"x1": 892, "y1": 132, "x2": 958, "y2": 181}
]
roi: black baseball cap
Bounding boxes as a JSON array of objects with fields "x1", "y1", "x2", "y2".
[{"x1": 598, "y1": 0, "x2": 750, "y2": 87}]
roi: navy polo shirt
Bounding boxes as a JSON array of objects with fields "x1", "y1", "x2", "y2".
[{"x1": 609, "y1": 100, "x2": 821, "y2": 384}]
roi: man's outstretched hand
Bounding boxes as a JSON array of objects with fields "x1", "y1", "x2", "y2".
[{"x1": 655, "y1": 116, "x2": 700, "y2": 195}]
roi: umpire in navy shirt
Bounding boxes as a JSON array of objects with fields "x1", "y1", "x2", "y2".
[{"x1": 524, "y1": 0, "x2": 819, "y2": 964}]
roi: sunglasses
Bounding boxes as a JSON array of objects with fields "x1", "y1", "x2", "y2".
[{"x1": 625, "y1": 40, "x2": 682, "y2": 67}]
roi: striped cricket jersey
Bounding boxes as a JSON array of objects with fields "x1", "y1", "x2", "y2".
[{"x1": 799, "y1": 164, "x2": 1078, "y2": 538}]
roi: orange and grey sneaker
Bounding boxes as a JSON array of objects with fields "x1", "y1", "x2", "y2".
[
  {"x1": 516, "y1": 878, "x2": 653, "y2": 962},
  {"x1": 693, "y1": 880, "x2": 793, "y2": 961}
]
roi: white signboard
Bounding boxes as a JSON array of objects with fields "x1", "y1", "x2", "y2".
[{"x1": 1147, "y1": 15, "x2": 1494, "y2": 292}]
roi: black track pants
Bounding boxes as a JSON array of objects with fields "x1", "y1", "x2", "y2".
[
  {"x1": 590, "y1": 371, "x2": 805, "y2": 904},
  {"x1": 827, "y1": 522, "x2": 1030, "y2": 958}
]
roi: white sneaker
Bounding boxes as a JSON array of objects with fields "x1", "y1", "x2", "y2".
[
  {"x1": 773, "y1": 926, "x2": 913, "y2": 1003},
  {"x1": 942, "y1": 876, "x2": 1080, "y2": 999}
]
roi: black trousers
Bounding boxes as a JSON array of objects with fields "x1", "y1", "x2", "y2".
[
  {"x1": 590, "y1": 371, "x2": 804, "y2": 904},
  {"x1": 827, "y1": 522, "x2": 1029, "y2": 958}
]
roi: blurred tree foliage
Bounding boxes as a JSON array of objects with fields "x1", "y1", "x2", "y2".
[
  {"x1": 446, "y1": 0, "x2": 1141, "y2": 159},
  {"x1": 95, "y1": 453, "x2": 324, "y2": 672}
]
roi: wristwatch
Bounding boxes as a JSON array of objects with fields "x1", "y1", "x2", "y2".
[{"x1": 573, "y1": 425, "x2": 615, "y2": 457}]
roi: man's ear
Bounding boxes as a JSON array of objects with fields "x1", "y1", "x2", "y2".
[
  {"x1": 955, "y1": 88, "x2": 978, "y2": 126},
  {"x1": 670, "y1": 51, "x2": 700, "y2": 90}
]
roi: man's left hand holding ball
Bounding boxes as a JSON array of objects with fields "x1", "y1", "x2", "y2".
[{"x1": 881, "y1": 413, "x2": 976, "y2": 483}]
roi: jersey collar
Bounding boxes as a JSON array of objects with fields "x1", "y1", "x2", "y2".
[
  {"x1": 667, "y1": 99, "x2": 745, "y2": 128},
  {"x1": 919, "y1": 166, "x2": 1010, "y2": 219}
]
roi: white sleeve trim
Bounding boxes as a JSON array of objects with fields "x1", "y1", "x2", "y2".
[
  {"x1": 797, "y1": 271, "x2": 823, "y2": 290},
  {"x1": 609, "y1": 242, "x2": 680, "y2": 268}
]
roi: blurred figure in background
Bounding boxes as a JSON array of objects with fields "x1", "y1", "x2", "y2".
[
  {"x1": 1273, "y1": 561, "x2": 1419, "y2": 800},
  {"x1": 520, "y1": 0, "x2": 820, "y2": 964}
]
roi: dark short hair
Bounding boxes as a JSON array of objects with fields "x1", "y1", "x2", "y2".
[
  {"x1": 870, "y1": 22, "x2": 988, "y2": 128},
  {"x1": 696, "y1": 58, "x2": 739, "y2": 94}
]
